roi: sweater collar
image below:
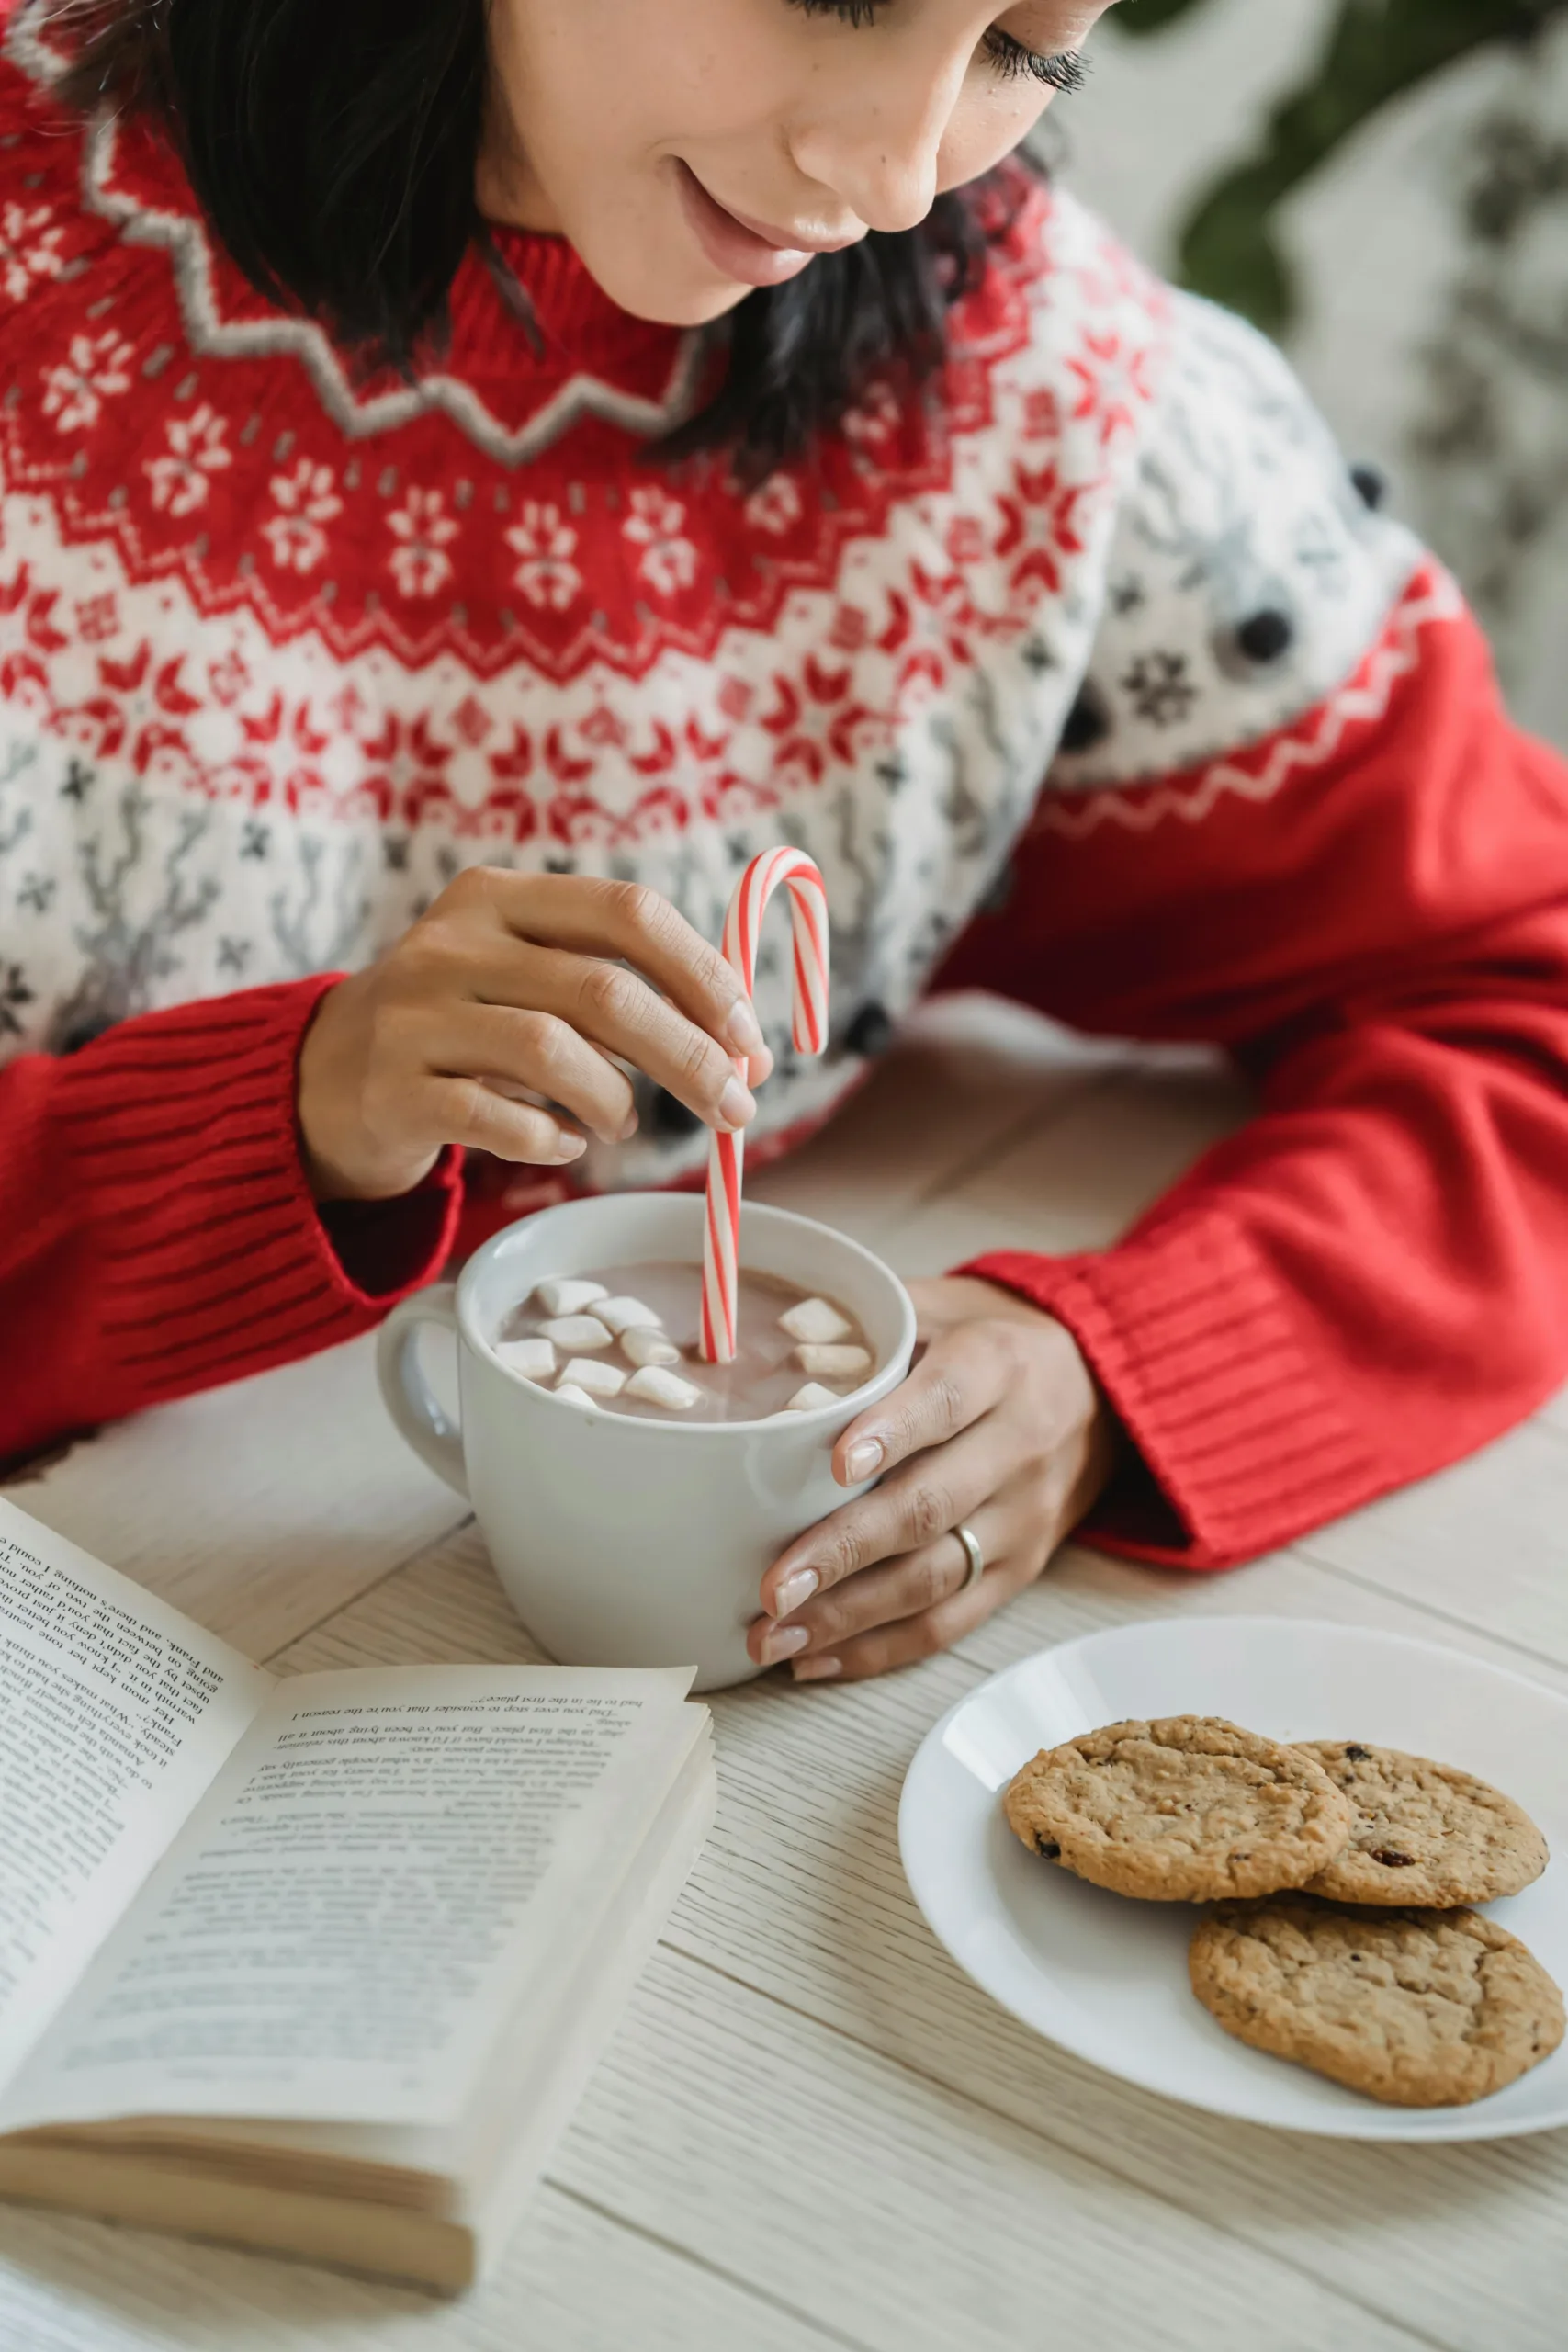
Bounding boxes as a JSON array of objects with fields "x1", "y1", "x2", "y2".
[
  {"x1": 470, "y1": 221, "x2": 690, "y2": 391},
  {"x1": 89, "y1": 100, "x2": 703, "y2": 459}
]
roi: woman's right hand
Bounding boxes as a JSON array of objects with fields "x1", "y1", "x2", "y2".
[{"x1": 295, "y1": 868, "x2": 770, "y2": 1201}]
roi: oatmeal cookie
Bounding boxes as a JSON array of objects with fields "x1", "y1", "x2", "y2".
[
  {"x1": 1190, "y1": 1897, "x2": 1565, "y2": 2106},
  {"x1": 1298, "y1": 1740, "x2": 1549, "y2": 1907},
  {"x1": 1003, "y1": 1716, "x2": 1354, "y2": 1902}
]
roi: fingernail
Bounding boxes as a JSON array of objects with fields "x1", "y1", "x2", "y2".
[
  {"x1": 617, "y1": 1110, "x2": 640, "y2": 1141},
  {"x1": 759, "y1": 1623, "x2": 810, "y2": 1667},
  {"x1": 553, "y1": 1131, "x2": 587, "y2": 1160},
  {"x1": 792, "y1": 1655, "x2": 842, "y2": 1682},
  {"x1": 772, "y1": 1566, "x2": 819, "y2": 1618},
  {"x1": 725, "y1": 999, "x2": 765, "y2": 1057},
  {"x1": 843, "y1": 1438, "x2": 884, "y2": 1482},
  {"x1": 719, "y1": 1075, "x2": 756, "y2": 1130}
]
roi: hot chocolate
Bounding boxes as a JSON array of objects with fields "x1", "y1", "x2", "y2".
[{"x1": 491, "y1": 1261, "x2": 877, "y2": 1423}]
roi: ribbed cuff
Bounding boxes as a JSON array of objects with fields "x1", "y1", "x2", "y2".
[
  {"x1": 962, "y1": 1210, "x2": 1381, "y2": 1570},
  {"x1": 319, "y1": 1174, "x2": 463, "y2": 1299},
  {"x1": 54, "y1": 978, "x2": 463, "y2": 1403}
]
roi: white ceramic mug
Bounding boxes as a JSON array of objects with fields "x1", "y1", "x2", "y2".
[{"x1": 377, "y1": 1193, "x2": 917, "y2": 1691}]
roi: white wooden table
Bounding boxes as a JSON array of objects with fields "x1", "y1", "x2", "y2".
[{"x1": 6, "y1": 997, "x2": 1567, "y2": 2352}]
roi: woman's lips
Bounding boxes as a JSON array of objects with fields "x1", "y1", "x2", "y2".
[{"x1": 673, "y1": 162, "x2": 860, "y2": 288}]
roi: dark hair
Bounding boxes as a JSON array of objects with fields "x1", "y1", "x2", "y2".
[{"x1": 52, "y1": 0, "x2": 1032, "y2": 476}]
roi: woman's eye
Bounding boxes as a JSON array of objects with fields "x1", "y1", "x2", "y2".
[
  {"x1": 981, "y1": 30, "x2": 1089, "y2": 93},
  {"x1": 785, "y1": 3, "x2": 1089, "y2": 96},
  {"x1": 787, "y1": 0, "x2": 886, "y2": 23}
]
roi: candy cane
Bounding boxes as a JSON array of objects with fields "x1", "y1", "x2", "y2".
[{"x1": 700, "y1": 848, "x2": 829, "y2": 1363}]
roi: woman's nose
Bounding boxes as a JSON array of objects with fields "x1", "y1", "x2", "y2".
[{"x1": 786, "y1": 50, "x2": 964, "y2": 237}]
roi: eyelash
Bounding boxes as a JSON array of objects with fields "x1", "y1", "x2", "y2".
[
  {"x1": 982, "y1": 29, "x2": 1089, "y2": 93},
  {"x1": 787, "y1": 4, "x2": 1089, "y2": 96}
]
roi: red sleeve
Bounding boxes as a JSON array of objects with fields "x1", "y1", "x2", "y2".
[
  {"x1": 0, "y1": 978, "x2": 463, "y2": 1464},
  {"x1": 938, "y1": 582, "x2": 1568, "y2": 1568}
]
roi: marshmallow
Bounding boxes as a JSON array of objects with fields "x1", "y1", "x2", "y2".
[
  {"x1": 533, "y1": 1277, "x2": 610, "y2": 1317},
  {"x1": 538, "y1": 1315, "x2": 615, "y2": 1350},
  {"x1": 493, "y1": 1336, "x2": 558, "y2": 1383},
  {"x1": 784, "y1": 1381, "x2": 840, "y2": 1412},
  {"x1": 560, "y1": 1357, "x2": 627, "y2": 1399},
  {"x1": 621, "y1": 1324, "x2": 682, "y2": 1370},
  {"x1": 795, "y1": 1344, "x2": 874, "y2": 1380},
  {"x1": 553, "y1": 1383, "x2": 599, "y2": 1411},
  {"x1": 592, "y1": 1295, "x2": 662, "y2": 1337},
  {"x1": 779, "y1": 1295, "x2": 853, "y2": 1346},
  {"x1": 625, "y1": 1365, "x2": 703, "y2": 1413}
]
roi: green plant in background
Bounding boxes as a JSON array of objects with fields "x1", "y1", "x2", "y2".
[
  {"x1": 1118, "y1": 0, "x2": 1568, "y2": 333},
  {"x1": 1407, "y1": 101, "x2": 1568, "y2": 646}
]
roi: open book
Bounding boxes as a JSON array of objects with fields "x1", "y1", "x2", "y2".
[{"x1": 0, "y1": 1498, "x2": 715, "y2": 2293}]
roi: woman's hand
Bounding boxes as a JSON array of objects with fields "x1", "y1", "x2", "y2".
[
  {"x1": 296, "y1": 868, "x2": 771, "y2": 1200},
  {"x1": 750, "y1": 1278, "x2": 1115, "y2": 1682}
]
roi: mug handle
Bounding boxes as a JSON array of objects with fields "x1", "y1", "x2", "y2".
[{"x1": 377, "y1": 1284, "x2": 471, "y2": 1499}]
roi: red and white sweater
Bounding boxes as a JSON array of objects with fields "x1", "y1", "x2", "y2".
[{"x1": 4, "y1": 1, "x2": 1568, "y2": 1566}]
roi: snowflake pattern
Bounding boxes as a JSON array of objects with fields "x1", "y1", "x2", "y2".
[
  {"x1": 262, "y1": 459, "x2": 344, "y2": 574},
  {"x1": 1120, "y1": 650, "x2": 1198, "y2": 728},
  {"x1": 0, "y1": 198, "x2": 64, "y2": 305},
  {"x1": 450, "y1": 695, "x2": 492, "y2": 745},
  {"x1": 505, "y1": 502, "x2": 583, "y2": 613},
  {"x1": 1021, "y1": 387, "x2": 1061, "y2": 443},
  {"x1": 73, "y1": 593, "x2": 119, "y2": 643},
  {"x1": 1066, "y1": 329, "x2": 1156, "y2": 452},
  {"x1": 387, "y1": 486, "x2": 459, "y2": 600},
  {"x1": 207, "y1": 647, "x2": 249, "y2": 705},
  {"x1": 742, "y1": 474, "x2": 804, "y2": 537},
  {"x1": 40, "y1": 331, "x2": 135, "y2": 433},
  {"x1": 841, "y1": 379, "x2": 903, "y2": 456},
  {"x1": 357, "y1": 713, "x2": 454, "y2": 820},
  {"x1": 622, "y1": 487, "x2": 697, "y2": 598},
  {"x1": 144, "y1": 402, "x2": 232, "y2": 518}
]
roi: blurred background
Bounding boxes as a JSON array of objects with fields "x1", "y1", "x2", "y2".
[{"x1": 1052, "y1": 0, "x2": 1568, "y2": 750}]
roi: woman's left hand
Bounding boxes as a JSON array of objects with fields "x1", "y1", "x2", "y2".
[{"x1": 749, "y1": 1279, "x2": 1116, "y2": 1683}]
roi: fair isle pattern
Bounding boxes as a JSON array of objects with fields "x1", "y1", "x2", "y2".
[
  {"x1": 0, "y1": 0, "x2": 712, "y2": 469},
  {"x1": 0, "y1": 16, "x2": 1173, "y2": 1191},
  {"x1": 1045, "y1": 293, "x2": 1427, "y2": 796},
  {"x1": 1033, "y1": 565, "x2": 1467, "y2": 839},
  {"x1": 77, "y1": 130, "x2": 712, "y2": 470},
  {"x1": 2, "y1": 1, "x2": 1068, "y2": 687}
]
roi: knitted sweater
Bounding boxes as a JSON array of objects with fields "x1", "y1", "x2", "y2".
[{"x1": 4, "y1": 1, "x2": 1568, "y2": 1566}]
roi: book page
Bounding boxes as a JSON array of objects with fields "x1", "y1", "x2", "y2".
[
  {"x1": 0, "y1": 1500, "x2": 270, "y2": 2097},
  {"x1": 1, "y1": 1664, "x2": 699, "y2": 2134}
]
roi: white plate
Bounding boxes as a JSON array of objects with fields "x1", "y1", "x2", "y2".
[{"x1": 898, "y1": 1616, "x2": 1568, "y2": 2140}]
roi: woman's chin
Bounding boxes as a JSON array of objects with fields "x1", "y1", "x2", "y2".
[{"x1": 578, "y1": 244, "x2": 773, "y2": 329}]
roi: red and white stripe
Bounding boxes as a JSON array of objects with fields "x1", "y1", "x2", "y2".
[{"x1": 700, "y1": 849, "x2": 829, "y2": 1363}]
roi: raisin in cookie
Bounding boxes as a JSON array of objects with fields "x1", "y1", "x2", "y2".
[
  {"x1": 1190, "y1": 1898, "x2": 1565, "y2": 2107},
  {"x1": 1298, "y1": 1740, "x2": 1549, "y2": 1908},
  {"x1": 1003, "y1": 1716, "x2": 1354, "y2": 1903}
]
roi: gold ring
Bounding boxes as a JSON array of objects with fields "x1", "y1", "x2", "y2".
[{"x1": 953, "y1": 1523, "x2": 985, "y2": 1593}]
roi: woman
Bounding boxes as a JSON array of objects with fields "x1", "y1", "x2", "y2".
[{"x1": 2, "y1": 0, "x2": 1566, "y2": 1680}]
